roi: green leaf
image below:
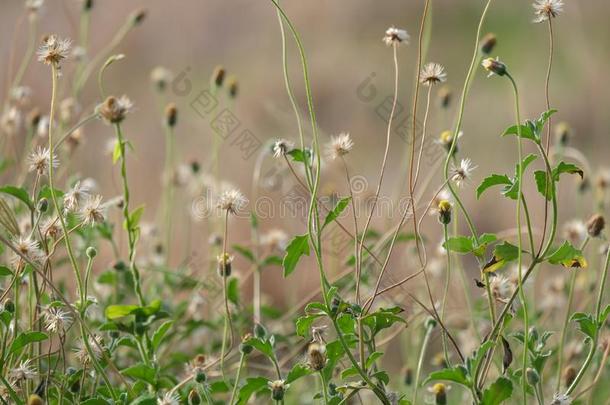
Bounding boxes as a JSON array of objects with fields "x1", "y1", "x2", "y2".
[
  {"x1": 322, "y1": 197, "x2": 351, "y2": 229},
  {"x1": 553, "y1": 161, "x2": 584, "y2": 179},
  {"x1": 570, "y1": 312, "x2": 597, "y2": 339},
  {"x1": 282, "y1": 234, "x2": 310, "y2": 277},
  {"x1": 236, "y1": 377, "x2": 270, "y2": 405},
  {"x1": 477, "y1": 174, "x2": 512, "y2": 199},
  {"x1": 233, "y1": 244, "x2": 255, "y2": 263},
  {"x1": 105, "y1": 304, "x2": 140, "y2": 320},
  {"x1": 443, "y1": 236, "x2": 474, "y2": 254},
  {"x1": 296, "y1": 314, "x2": 321, "y2": 337},
  {"x1": 0, "y1": 266, "x2": 13, "y2": 277},
  {"x1": 481, "y1": 376, "x2": 513, "y2": 405},
  {"x1": 152, "y1": 320, "x2": 173, "y2": 350},
  {"x1": 484, "y1": 242, "x2": 521, "y2": 273},
  {"x1": 243, "y1": 336, "x2": 275, "y2": 360},
  {"x1": 286, "y1": 363, "x2": 311, "y2": 384},
  {"x1": 0, "y1": 185, "x2": 33, "y2": 209},
  {"x1": 423, "y1": 365, "x2": 470, "y2": 388},
  {"x1": 227, "y1": 277, "x2": 240, "y2": 305},
  {"x1": 112, "y1": 141, "x2": 122, "y2": 164},
  {"x1": 599, "y1": 304, "x2": 610, "y2": 326},
  {"x1": 80, "y1": 399, "x2": 112, "y2": 405},
  {"x1": 365, "y1": 351, "x2": 384, "y2": 369},
  {"x1": 362, "y1": 307, "x2": 406, "y2": 336},
  {"x1": 503, "y1": 154, "x2": 537, "y2": 200},
  {"x1": 547, "y1": 241, "x2": 585, "y2": 267},
  {"x1": 502, "y1": 124, "x2": 537, "y2": 141},
  {"x1": 122, "y1": 364, "x2": 156, "y2": 385},
  {"x1": 9, "y1": 331, "x2": 48, "y2": 355},
  {"x1": 534, "y1": 170, "x2": 553, "y2": 201}
]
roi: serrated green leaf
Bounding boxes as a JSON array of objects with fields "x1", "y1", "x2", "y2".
[
  {"x1": 233, "y1": 244, "x2": 255, "y2": 263},
  {"x1": 481, "y1": 376, "x2": 513, "y2": 405},
  {"x1": 423, "y1": 365, "x2": 470, "y2": 388},
  {"x1": 122, "y1": 364, "x2": 156, "y2": 385},
  {"x1": 286, "y1": 363, "x2": 311, "y2": 384},
  {"x1": 9, "y1": 331, "x2": 48, "y2": 355},
  {"x1": 236, "y1": 377, "x2": 270, "y2": 405},
  {"x1": 322, "y1": 196, "x2": 351, "y2": 229},
  {"x1": 0, "y1": 185, "x2": 33, "y2": 209},
  {"x1": 477, "y1": 174, "x2": 512, "y2": 199},
  {"x1": 443, "y1": 236, "x2": 474, "y2": 254},
  {"x1": 152, "y1": 320, "x2": 173, "y2": 350},
  {"x1": 570, "y1": 312, "x2": 597, "y2": 339},
  {"x1": 282, "y1": 234, "x2": 310, "y2": 277}
]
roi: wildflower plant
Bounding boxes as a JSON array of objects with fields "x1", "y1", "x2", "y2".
[{"x1": 0, "y1": 1, "x2": 609, "y2": 405}]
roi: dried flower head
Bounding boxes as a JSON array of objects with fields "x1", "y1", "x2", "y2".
[
  {"x1": 98, "y1": 95, "x2": 133, "y2": 124},
  {"x1": 27, "y1": 147, "x2": 59, "y2": 176},
  {"x1": 41, "y1": 217, "x2": 61, "y2": 239},
  {"x1": 562, "y1": 219, "x2": 586, "y2": 245},
  {"x1": 268, "y1": 380, "x2": 289, "y2": 401},
  {"x1": 427, "y1": 383, "x2": 451, "y2": 405},
  {"x1": 307, "y1": 342, "x2": 327, "y2": 371},
  {"x1": 74, "y1": 335, "x2": 104, "y2": 364},
  {"x1": 485, "y1": 274, "x2": 514, "y2": 303},
  {"x1": 451, "y1": 158, "x2": 477, "y2": 187},
  {"x1": 165, "y1": 103, "x2": 178, "y2": 127},
  {"x1": 272, "y1": 139, "x2": 294, "y2": 158},
  {"x1": 150, "y1": 66, "x2": 173, "y2": 92},
  {"x1": 157, "y1": 392, "x2": 180, "y2": 405},
  {"x1": 437, "y1": 199, "x2": 452, "y2": 225},
  {"x1": 438, "y1": 86, "x2": 452, "y2": 109},
  {"x1": 550, "y1": 393, "x2": 572, "y2": 405},
  {"x1": 326, "y1": 133, "x2": 354, "y2": 160},
  {"x1": 420, "y1": 63, "x2": 447, "y2": 86},
  {"x1": 43, "y1": 306, "x2": 72, "y2": 333},
  {"x1": 261, "y1": 229, "x2": 288, "y2": 250},
  {"x1": 555, "y1": 122, "x2": 572, "y2": 146},
  {"x1": 212, "y1": 65, "x2": 226, "y2": 87},
  {"x1": 533, "y1": 0, "x2": 564, "y2": 23},
  {"x1": 9, "y1": 360, "x2": 36, "y2": 382},
  {"x1": 37, "y1": 35, "x2": 71, "y2": 66},
  {"x1": 79, "y1": 195, "x2": 105, "y2": 225},
  {"x1": 217, "y1": 189, "x2": 246, "y2": 214},
  {"x1": 1, "y1": 107, "x2": 22, "y2": 136},
  {"x1": 12, "y1": 236, "x2": 45, "y2": 267},
  {"x1": 63, "y1": 181, "x2": 91, "y2": 212},
  {"x1": 26, "y1": 0, "x2": 44, "y2": 12},
  {"x1": 227, "y1": 75, "x2": 239, "y2": 98},
  {"x1": 586, "y1": 214, "x2": 605, "y2": 238},
  {"x1": 11, "y1": 86, "x2": 32, "y2": 106},
  {"x1": 482, "y1": 57, "x2": 507, "y2": 77},
  {"x1": 383, "y1": 26, "x2": 409, "y2": 46},
  {"x1": 217, "y1": 253, "x2": 234, "y2": 277}
]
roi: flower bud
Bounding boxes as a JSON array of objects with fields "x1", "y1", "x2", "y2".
[
  {"x1": 130, "y1": 9, "x2": 147, "y2": 27},
  {"x1": 563, "y1": 365, "x2": 576, "y2": 388},
  {"x1": 587, "y1": 214, "x2": 605, "y2": 238},
  {"x1": 482, "y1": 57, "x2": 507, "y2": 77},
  {"x1": 188, "y1": 389, "x2": 201, "y2": 405},
  {"x1": 83, "y1": 0, "x2": 94, "y2": 11},
  {"x1": 424, "y1": 317, "x2": 437, "y2": 330},
  {"x1": 239, "y1": 333, "x2": 253, "y2": 355},
  {"x1": 86, "y1": 246, "x2": 97, "y2": 259},
  {"x1": 165, "y1": 103, "x2": 178, "y2": 128},
  {"x1": 438, "y1": 86, "x2": 451, "y2": 109},
  {"x1": 403, "y1": 367, "x2": 413, "y2": 385},
  {"x1": 526, "y1": 368, "x2": 540, "y2": 386},
  {"x1": 555, "y1": 122, "x2": 571, "y2": 146},
  {"x1": 4, "y1": 299, "x2": 15, "y2": 313},
  {"x1": 438, "y1": 200, "x2": 452, "y2": 225},
  {"x1": 37, "y1": 197, "x2": 48, "y2": 213},
  {"x1": 431, "y1": 383, "x2": 447, "y2": 405},
  {"x1": 227, "y1": 76, "x2": 238, "y2": 99},
  {"x1": 27, "y1": 395, "x2": 44, "y2": 405},
  {"x1": 268, "y1": 380, "x2": 288, "y2": 401},
  {"x1": 253, "y1": 323, "x2": 267, "y2": 339},
  {"x1": 212, "y1": 65, "x2": 226, "y2": 88},
  {"x1": 480, "y1": 33, "x2": 497, "y2": 55},
  {"x1": 216, "y1": 253, "x2": 233, "y2": 277}
]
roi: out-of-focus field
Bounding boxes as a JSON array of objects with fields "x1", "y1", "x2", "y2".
[{"x1": 1, "y1": 0, "x2": 609, "y2": 304}]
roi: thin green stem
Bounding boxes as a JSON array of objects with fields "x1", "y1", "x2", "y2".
[
  {"x1": 412, "y1": 323, "x2": 434, "y2": 405},
  {"x1": 441, "y1": 223, "x2": 452, "y2": 367},
  {"x1": 113, "y1": 123, "x2": 145, "y2": 306},
  {"x1": 229, "y1": 352, "x2": 246, "y2": 405}
]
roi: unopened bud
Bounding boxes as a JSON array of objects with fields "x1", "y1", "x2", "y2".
[
  {"x1": 37, "y1": 197, "x2": 48, "y2": 213},
  {"x1": 482, "y1": 57, "x2": 507, "y2": 77},
  {"x1": 165, "y1": 103, "x2": 178, "y2": 128},
  {"x1": 438, "y1": 86, "x2": 451, "y2": 109},
  {"x1": 438, "y1": 200, "x2": 452, "y2": 225},
  {"x1": 227, "y1": 76, "x2": 238, "y2": 99},
  {"x1": 188, "y1": 389, "x2": 201, "y2": 405},
  {"x1": 130, "y1": 9, "x2": 147, "y2": 26},
  {"x1": 555, "y1": 122, "x2": 571, "y2": 146},
  {"x1": 27, "y1": 395, "x2": 44, "y2": 405},
  {"x1": 216, "y1": 253, "x2": 233, "y2": 277},
  {"x1": 212, "y1": 65, "x2": 226, "y2": 88},
  {"x1": 86, "y1": 246, "x2": 97, "y2": 259},
  {"x1": 526, "y1": 367, "x2": 540, "y2": 386},
  {"x1": 587, "y1": 214, "x2": 605, "y2": 238},
  {"x1": 480, "y1": 33, "x2": 497, "y2": 55}
]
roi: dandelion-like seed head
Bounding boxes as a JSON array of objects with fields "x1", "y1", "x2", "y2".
[
  {"x1": 79, "y1": 195, "x2": 105, "y2": 226},
  {"x1": 37, "y1": 35, "x2": 71, "y2": 66},
  {"x1": 63, "y1": 181, "x2": 91, "y2": 212},
  {"x1": 486, "y1": 274, "x2": 514, "y2": 303},
  {"x1": 43, "y1": 306, "x2": 72, "y2": 333},
  {"x1": 12, "y1": 236, "x2": 45, "y2": 267},
  {"x1": 550, "y1": 393, "x2": 572, "y2": 405},
  {"x1": 383, "y1": 26, "x2": 409, "y2": 46},
  {"x1": 451, "y1": 158, "x2": 477, "y2": 187},
  {"x1": 98, "y1": 95, "x2": 133, "y2": 124},
  {"x1": 74, "y1": 335, "x2": 104, "y2": 364},
  {"x1": 27, "y1": 147, "x2": 59, "y2": 176},
  {"x1": 9, "y1": 360, "x2": 36, "y2": 382},
  {"x1": 41, "y1": 217, "x2": 61, "y2": 240},
  {"x1": 420, "y1": 63, "x2": 447, "y2": 86},
  {"x1": 217, "y1": 188, "x2": 246, "y2": 214},
  {"x1": 26, "y1": 0, "x2": 44, "y2": 12},
  {"x1": 261, "y1": 229, "x2": 288, "y2": 250},
  {"x1": 326, "y1": 133, "x2": 354, "y2": 160},
  {"x1": 272, "y1": 139, "x2": 294, "y2": 158},
  {"x1": 533, "y1": 0, "x2": 564, "y2": 23},
  {"x1": 150, "y1": 66, "x2": 173, "y2": 92},
  {"x1": 157, "y1": 392, "x2": 180, "y2": 405}
]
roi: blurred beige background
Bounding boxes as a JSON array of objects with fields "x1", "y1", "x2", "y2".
[{"x1": 1, "y1": 0, "x2": 609, "y2": 306}]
